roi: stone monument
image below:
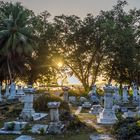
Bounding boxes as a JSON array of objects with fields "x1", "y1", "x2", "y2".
[
  {"x1": 89, "y1": 104, "x2": 103, "y2": 115},
  {"x1": 8, "y1": 82, "x2": 16, "y2": 99},
  {"x1": 88, "y1": 84, "x2": 99, "y2": 104},
  {"x1": 97, "y1": 85, "x2": 118, "y2": 124},
  {"x1": 16, "y1": 86, "x2": 25, "y2": 95},
  {"x1": 62, "y1": 86, "x2": 69, "y2": 102},
  {"x1": 47, "y1": 102, "x2": 64, "y2": 134},
  {"x1": 132, "y1": 84, "x2": 138, "y2": 102},
  {"x1": 21, "y1": 85, "x2": 47, "y2": 121},
  {"x1": 5, "y1": 85, "x2": 10, "y2": 97},
  {"x1": 47, "y1": 102, "x2": 60, "y2": 122},
  {"x1": 122, "y1": 86, "x2": 129, "y2": 103},
  {"x1": 113, "y1": 85, "x2": 121, "y2": 103},
  {"x1": 20, "y1": 88, "x2": 35, "y2": 120},
  {"x1": 0, "y1": 84, "x2": 2, "y2": 102}
]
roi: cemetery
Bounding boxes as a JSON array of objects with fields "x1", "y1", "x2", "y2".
[{"x1": 0, "y1": 0, "x2": 140, "y2": 140}]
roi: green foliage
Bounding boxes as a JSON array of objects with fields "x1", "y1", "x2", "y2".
[
  {"x1": 22, "y1": 124, "x2": 32, "y2": 133},
  {"x1": 39, "y1": 128, "x2": 45, "y2": 135},
  {"x1": 66, "y1": 115, "x2": 86, "y2": 131},
  {"x1": 6, "y1": 122, "x2": 15, "y2": 131},
  {"x1": 112, "y1": 118, "x2": 140, "y2": 140},
  {"x1": 33, "y1": 94, "x2": 70, "y2": 112}
]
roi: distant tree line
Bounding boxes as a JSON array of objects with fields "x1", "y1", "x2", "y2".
[{"x1": 0, "y1": 0, "x2": 140, "y2": 91}]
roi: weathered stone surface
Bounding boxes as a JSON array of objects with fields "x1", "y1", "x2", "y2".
[
  {"x1": 82, "y1": 101, "x2": 91, "y2": 108},
  {"x1": 47, "y1": 102, "x2": 60, "y2": 122},
  {"x1": 97, "y1": 85, "x2": 118, "y2": 124},
  {"x1": 15, "y1": 135, "x2": 35, "y2": 140},
  {"x1": 31, "y1": 124, "x2": 48, "y2": 134},
  {"x1": 123, "y1": 110, "x2": 137, "y2": 118},
  {"x1": 8, "y1": 82, "x2": 16, "y2": 99},
  {"x1": 89, "y1": 105, "x2": 103, "y2": 115},
  {"x1": 90, "y1": 134, "x2": 114, "y2": 140}
]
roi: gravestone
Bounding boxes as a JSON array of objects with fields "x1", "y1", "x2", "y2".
[
  {"x1": 15, "y1": 135, "x2": 35, "y2": 140},
  {"x1": 132, "y1": 84, "x2": 139, "y2": 102},
  {"x1": 122, "y1": 86, "x2": 129, "y2": 103},
  {"x1": 79, "y1": 96, "x2": 87, "y2": 104},
  {"x1": 8, "y1": 82, "x2": 16, "y2": 99},
  {"x1": 88, "y1": 84, "x2": 99, "y2": 104},
  {"x1": 69, "y1": 96, "x2": 77, "y2": 104},
  {"x1": 113, "y1": 85, "x2": 121, "y2": 103},
  {"x1": 17, "y1": 86, "x2": 25, "y2": 95},
  {"x1": 47, "y1": 102, "x2": 64, "y2": 134},
  {"x1": 137, "y1": 95, "x2": 140, "y2": 117},
  {"x1": 20, "y1": 86, "x2": 47, "y2": 121},
  {"x1": 31, "y1": 124, "x2": 48, "y2": 134},
  {"x1": 97, "y1": 85, "x2": 118, "y2": 124},
  {"x1": 47, "y1": 102, "x2": 60, "y2": 122},
  {"x1": 5, "y1": 85, "x2": 10, "y2": 97},
  {"x1": 89, "y1": 105, "x2": 103, "y2": 115},
  {"x1": 123, "y1": 110, "x2": 137, "y2": 118},
  {"x1": 20, "y1": 88, "x2": 35, "y2": 120},
  {"x1": 82, "y1": 101, "x2": 91, "y2": 108},
  {"x1": 62, "y1": 87, "x2": 69, "y2": 102},
  {"x1": 0, "y1": 84, "x2": 2, "y2": 102},
  {"x1": 0, "y1": 121, "x2": 27, "y2": 134}
]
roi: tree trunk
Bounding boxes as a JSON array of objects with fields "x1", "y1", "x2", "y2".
[{"x1": 7, "y1": 58, "x2": 12, "y2": 83}]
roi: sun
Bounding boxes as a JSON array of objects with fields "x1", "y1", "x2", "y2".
[{"x1": 57, "y1": 62, "x2": 63, "y2": 67}]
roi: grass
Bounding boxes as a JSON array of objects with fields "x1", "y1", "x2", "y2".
[{"x1": 0, "y1": 133, "x2": 90, "y2": 140}]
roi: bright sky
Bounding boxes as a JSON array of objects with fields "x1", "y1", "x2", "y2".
[
  {"x1": 5, "y1": 0, "x2": 140, "y2": 19},
  {"x1": 4, "y1": 0, "x2": 140, "y2": 85}
]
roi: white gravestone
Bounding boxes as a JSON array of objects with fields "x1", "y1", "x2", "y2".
[
  {"x1": 122, "y1": 86, "x2": 129, "y2": 103},
  {"x1": 47, "y1": 102, "x2": 60, "y2": 122},
  {"x1": 17, "y1": 86, "x2": 25, "y2": 95},
  {"x1": 88, "y1": 84, "x2": 99, "y2": 103},
  {"x1": 137, "y1": 95, "x2": 140, "y2": 116},
  {"x1": 20, "y1": 92, "x2": 35, "y2": 120},
  {"x1": 5, "y1": 85, "x2": 10, "y2": 97},
  {"x1": 97, "y1": 85, "x2": 118, "y2": 124},
  {"x1": 132, "y1": 85, "x2": 138, "y2": 101},
  {"x1": 0, "y1": 84, "x2": 2, "y2": 102},
  {"x1": 89, "y1": 105, "x2": 103, "y2": 115},
  {"x1": 8, "y1": 82, "x2": 16, "y2": 99},
  {"x1": 62, "y1": 87, "x2": 69, "y2": 102},
  {"x1": 113, "y1": 85, "x2": 121, "y2": 103}
]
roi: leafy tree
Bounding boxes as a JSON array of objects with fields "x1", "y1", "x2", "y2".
[{"x1": 0, "y1": 1, "x2": 36, "y2": 83}]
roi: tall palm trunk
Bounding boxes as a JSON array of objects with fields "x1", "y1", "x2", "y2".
[{"x1": 7, "y1": 57, "x2": 12, "y2": 83}]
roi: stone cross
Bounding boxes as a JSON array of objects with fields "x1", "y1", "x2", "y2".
[{"x1": 47, "y1": 102, "x2": 60, "y2": 122}]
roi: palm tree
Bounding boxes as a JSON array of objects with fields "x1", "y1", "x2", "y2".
[{"x1": 0, "y1": 2, "x2": 36, "y2": 83}]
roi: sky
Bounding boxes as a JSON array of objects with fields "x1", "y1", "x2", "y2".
[{"x1": 4, "y1": 0, "x2": 140, "y2": 19}]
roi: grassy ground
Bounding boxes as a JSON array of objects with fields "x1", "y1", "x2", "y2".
[
  {"x1": 0, "y1": 98, "x2": 113, "y2": 140},
  {"x1": 0, "y1": 132, "x2": 90, "y2": 140}
]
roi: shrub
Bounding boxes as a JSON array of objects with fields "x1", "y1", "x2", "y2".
[
  {"x1": 6, "y1": 122, "x2": 15, "y2": 131},
  {"x1": 39, "y1": 127, "x2": 45, "y2": 135},
  {"x1": 22, "y1": 124, "x2": 32, "y2": 133},
  {"x1": 112, "y1": 118, "x2": 140, "y2": 140},
  {"x1": 66, "y1": 115, "x2": 85, "y2": 130},
  {"x1": 34, "y1": 94, "x2": 70, "y2": 112}
]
